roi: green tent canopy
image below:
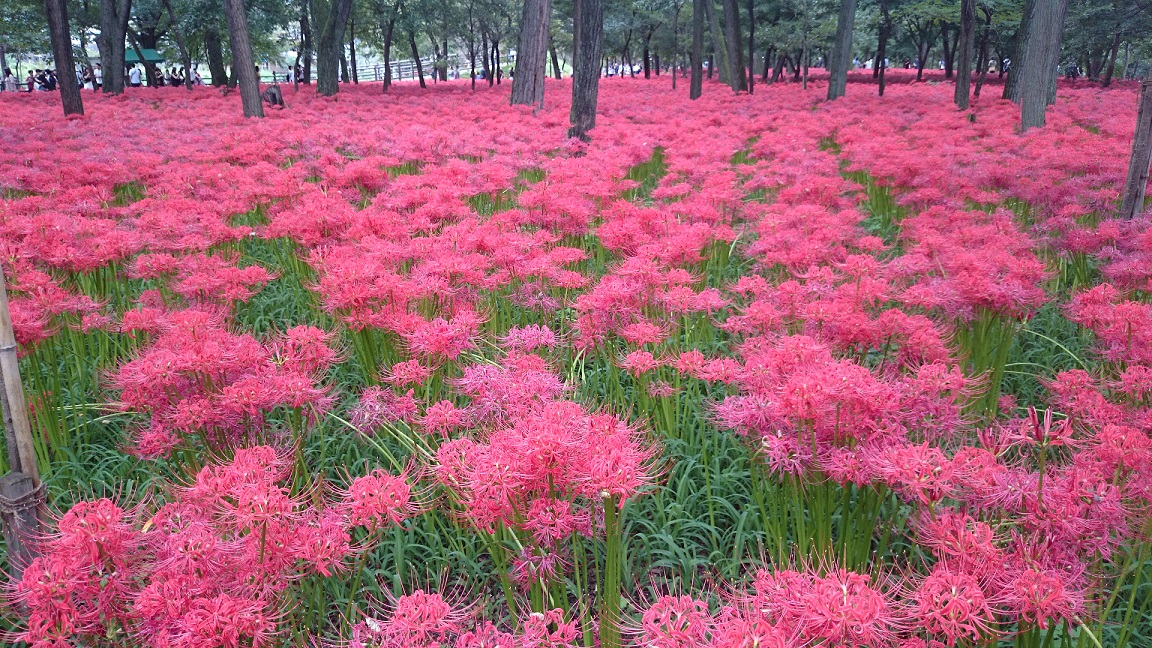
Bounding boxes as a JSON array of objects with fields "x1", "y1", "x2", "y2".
[{"x1": 124, "y1": 49, "x2": 165, "y2": 65}]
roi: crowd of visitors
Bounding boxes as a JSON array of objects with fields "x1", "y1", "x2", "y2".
[{"x1": 0, "y1": 62, "x2": 204, "y2": 92}]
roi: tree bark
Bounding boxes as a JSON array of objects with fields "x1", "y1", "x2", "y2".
[
  {"x1": 315, "y1": 0, "x2": 354, "y2": 95},
  {"x1": 569, "y1": 0, "x2": 603, "y2": 139},
  {"x1": 643, "y1": 31, "x2": 652, "y2": 79},
  {"x1": 161, "y1": 0, "x2": 194, "y2": 89},
  {"x1": 44, "y1": 0, "x2": 83, "y2": 114},
  {"x1": 349, "y1": 15, "x2": 358, "y2": 83},
  {"x1": 410, "y1": 31, "x2": 426, "y2": 87},
  {"x1": 1122, "y1": 81, "x2": 1152, "y2": 219},
  {"x1": 827, "y1": 0, "x2": 857, "y2": 100},
  {"x1": 206, "y1": 29, "x2": 228, "y2": 86},
  {"x1": 721, "y1": 0, "x2": 744, "y2": 91},
  {"x1": 689, "y1": 0, "x2": 703, "y2": 98},
  {"x1": 511, "y1": 0, "x2": 550, "y2": 107},
  {"x1": 98, "y1": 0, "x2": 131, "y2": 94},
  {"x1": 481, "y1": 30, "x2": 491, "y2": 86},
  {"x1": 1042, "y1": 0, "x2": 1070, "y2": 107},
  {"x1": 745, "y1": 0, "x2": 753, "y2": 92},
  {"x1": 954, "y1": 0, "x2": 976, "y2": 109},
  {"x1": 301, "y1": 0, "x2": 313, "y2": 83},
  {"x1": 222, "y1": 0, "x2": 264, "y2": 117},
  {"x1": 704, "y1": 0, "x2": 729, "y2": 85},
  {"x1": 1019, "y1": 0, "x2": 1065, "y2": 130},
  {"x1": 550, "y1": 40, "x2": 562, "y2": 78},
  {"x1": 1003, "y1": 0, "x2": 1035, "y2": 101},
  {"x1": 974, "y1": 6, "x2": 992, "y2": 97},
  {"x1": 1101, "y1": 32, "x2": 1121, "y2": 88},
  {"x1": 380, "y1": 2, "x2": 398, "y2": 91},
  {"x1": 877, "y1": 0, "x2": 889, "y2": 96}
]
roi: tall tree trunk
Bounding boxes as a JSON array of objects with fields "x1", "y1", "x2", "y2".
[
  {"x1": 1003, "y1": 0, "x2": 1035, "y2": 101},
  {"x1": 481, "y1": 30, "x2": 491, "y2": 86},
  {"x1": 916, "y1": 39, "x2": 928, "y2": 81},
  {"x1": 206, "y1": 28, "x2": 227, "y2": 86},
  {"x1": 745, "y1": 0, "x2": 753, "y2": 92},
  {"x1": 643, "y1": 32, "x2": 652, "y2": 79},
  {"x1": 721, "y1": 0, "x2": 744, "y2": 91},
  {"x1": 827, "y1": 0, "x2": 857, "y2": 100},
  {"x1": 98, "y1": 0, "x2": 131, "y2": 93},
  {"x1": 380, "y1": 2, "x2": 397, "y2": 91},
  {"x1": 954, "y1": 0, "x2": 975, "y2": 109},
  {"x1": 316, "y1": 0, "x2": 354, "y2": 95},
  {"x1": 223, "y1": 0, "x2": 264, "y2": 117},
  {"x1": 974, "y1": 6, "x2": 991, "y2": 97},
  {"x1": 1019, "y1": 0, "x2": 1066, "y2": 130},
  {"x1": 689, "y1": 0, "x2": 703, "y2": 98},
  {"x1": 495, "y1": 40, "x2": 501, "y2": 84},
  {"x1": 44, "y1": 0, "x2": 83, "y2": 114},
  {"x1": 1121, "y1": 81, "x2": 1152, "y2": 219},
  {"x1": 672, "y1": 3, "x2": 680, "y2": 89},
  {"x1": 301, "y1": 0, "x2": 313, "y2": 83},
  {"x1": 761, "y1": 46, "x2": 774, "y2": 82},
  {"x1": 704, "y1": 0, "x2": 729, "y2": 84},
  {"x1": 877, "y1": 0, "x2": 889, "y2": 96},
  {"x1": 410, "y1": 30, "x2": 426, "y2": 88},
  {"x1": 511, "y1": 0, "x2": 550, "y2": 107},
  {"x1": 162, "y1": 0, "x2": 194, "y2": 89},
  {"x1": 349, "y1": 15, "x2": 358, "y2": 83},
  {"x1": 569, "y1": 0, "x2": 603, "y2": 139},
  {"x1": 1042, "y1": 0, "x2": 1069, "y2": 107},
  {"x1": 467, "y1": 0, "x2": 476, "y2": 89},
  {"x1": 1101, "y1": 32, "x2": 1121, "y2": 88},
  {"x1": 340, "y1": 51, "x2": 349, "y2": 82},
  {"x1": 941, "y1": 23, "x2": 956, "y2": 79},
  {"x1": 550, "y1": 40, "x2": 562, "y2": 78}
]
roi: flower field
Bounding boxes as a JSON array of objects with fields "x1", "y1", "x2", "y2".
[{"x1": 2, "y1": 73, "x2": 1151, "y2": 647}]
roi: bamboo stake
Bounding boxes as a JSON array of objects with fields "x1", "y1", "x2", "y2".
[{"x1": 0, "y1": 266, "x2": 38, "y2": 483}]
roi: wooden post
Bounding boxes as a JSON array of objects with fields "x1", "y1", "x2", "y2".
[
  {"x1": 1122, "y1": 81, "x2": 1152, "y2": 220},
  {"x1": 0, "y1": 267, "x2": 44, "y2": 585}
]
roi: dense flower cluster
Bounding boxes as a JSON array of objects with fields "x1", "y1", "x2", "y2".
[
  {"x1": 3, "y1": 73, "x2": 1149, "y2": 647},
  {"x1": 13, "y1": 447, "x2": 417, "y2": 647}
]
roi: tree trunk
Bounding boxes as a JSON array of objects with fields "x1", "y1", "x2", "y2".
[
  {"x1": 44, "y1": 0, "x2": 83, "y2": 114},
  {"x1": 827, "y1": 0, "x2": 857, "y2": 100},
  {"x1": 643, "y1": 32, "x2": 652, "y2": 79},
  {"x1": 1019, "y1": 0, "x2": 1066, "y2": 130},
  {"x1": 704, "y1": 0, "x2": 729, "y2": 85},
  {"x1": 340, "y1": 52, "x2": 349, "y2": 83},
  {"x1": 1122, "y1": 81, "x2": 1152, "y2": 219},
  {"x1": 672, "y1": 3, "x2": 680, "y2": 89},
  {"x1": 301, "y1": 0, "x2": 313, "y2": 83},
  {"x1": 916, "y1": 39, "x2": 928, "y2": 81},
  {"x1": 1101, "y1": 32, "x2": 1121, "y2": 88},
  {"x1": 511, "y1": 0, "x2": 550, "y2": 107},
  {"x1": 550, "y1": 40, "x2": 562, "y2": 78},
  {"x1": 974, "y1": 6, "x2": 991, "y2": 97},
  {"x1": 161, "y1": 0, "x2": 194, "y2": 89},
  {"x1": 380, "y1": 2, "x2": 397, "y2": 91},
  {"x1": 954, "y1": 0, "x2": 975, "y2": 109},
  {"x1": 721, "y1": 0, "x2": 744, "y2": 91},
  {"x1": 1003, "y1": 0, "x2": 1035, "y2": 101},
  {"x1": 941, "y1": 23, "x2": 959, "y2": 79},
  {"x1": 745, "y1": 0, "x2": 753, "y2": 92},
  {"x1": 468, "y1": 0, "x2": 476, "y2": 89},
  {"x1": 761, "y1": 46, "x2": 774, "y2": 82},
  {"x1": 689, "y1": 0, "x2": 703, "y2": 98},
  {"x1": 349, "y1": 15, "x2": 358, "y2": 83},
  {"x1": 206, "y1": 29, "x2": 227, "y2": 85},
  {"x1": 98, "y1": 0, "x2": 131, "y2": 94},
  {"x1": 481, "y1": 31, "x2": 491, "y2": 86},
  {"x1": 223, "y1": 0, "x2": 264, "y2": 117},
  {"x1": 569, "y1": 0, "x2": 603, "y2": 139},
  {"x1": 1042, "y1": 0, "x2": 1069, "y2": 107},
  {"x1": 410, "y1": 31, "x2": 426, "y2": 88},
  {"x1": 495, "y1": 40, "x2": 502, "y2": 84},
  {"x1": 315, "y1": 0, "x2": 354, "y2": 95},
  {"x1": 877, "y1": 0, "x2": 889, "y2": 96}
]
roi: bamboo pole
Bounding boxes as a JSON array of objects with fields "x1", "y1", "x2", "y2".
[{"x1": 0, "y1": 266, "x2": 38, "y2": 482}]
